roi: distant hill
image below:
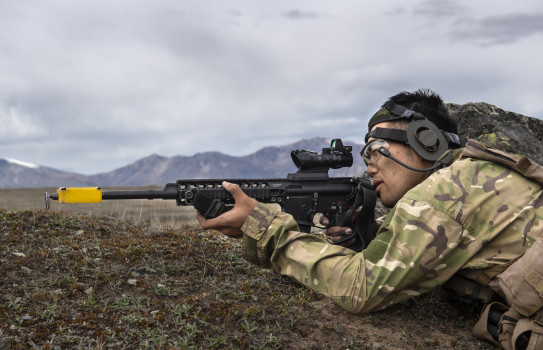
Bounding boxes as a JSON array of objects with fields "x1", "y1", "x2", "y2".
[
  {"x1": 0, "y1": 158, "x2": 95, "y2": 188},
  {"x1": 0, "y1": 138, "x2": 364, "y2": 188},
  {"x1": 88, "y1": 137, "x2": 365, "y2": 187}
]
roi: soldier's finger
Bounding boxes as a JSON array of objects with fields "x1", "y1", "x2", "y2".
[
  {"x1": 319, "y1": 214, "x2": 330, "y2": 226},
  {"x1": 325, "y1": 226, "x2": 352, "y2": 237},
  {"x1": 196, "y1": 210, "x2": 216, "y2": 229},
  {"x1": 222, "y1": 181, "x2": 243, "y2": 200}
]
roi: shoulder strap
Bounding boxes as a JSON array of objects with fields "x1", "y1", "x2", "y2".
[{"x1": 462, "y1": 139, "x2": 543, "y2": 185}]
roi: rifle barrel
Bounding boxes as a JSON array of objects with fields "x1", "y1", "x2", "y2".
[{"x1": 101, "y1": 190, "x2": 178, "y2": 200}]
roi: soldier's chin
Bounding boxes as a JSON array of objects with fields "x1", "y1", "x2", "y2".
[{"x1": 379, "y1": 195, "x2": 396, "y2": 209}]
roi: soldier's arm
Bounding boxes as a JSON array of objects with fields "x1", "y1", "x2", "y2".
[{"x1": 241, "y1": 198, "x2": 471, "y2": 313}]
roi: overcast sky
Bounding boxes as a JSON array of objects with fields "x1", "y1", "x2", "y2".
[{"x1": 1, "y1": 0, "x2": 543, "y2": 175}]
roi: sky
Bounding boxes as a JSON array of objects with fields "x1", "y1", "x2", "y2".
[{"x1": 1, "y1": 0, "x2": 543, "y2": 175}]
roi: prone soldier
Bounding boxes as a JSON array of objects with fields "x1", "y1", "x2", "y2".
[{"x1": 197, "y1": 89, "x2": 543, "y2": 349}]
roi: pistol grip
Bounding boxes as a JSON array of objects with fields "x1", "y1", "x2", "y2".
[{"x1": 333, "y1": 212, "x2": 356, "y2": 244}]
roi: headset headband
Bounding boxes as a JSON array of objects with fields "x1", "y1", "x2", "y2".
[
  {"x1": 365, "y1": 102, "x2": 461, "y2": 162},
  {"x1": 365, "y1": 127, "x2": 461, "y2": 147},
  {"x1": 366, "y1": 102, "x2": 460, "y2": 145}
]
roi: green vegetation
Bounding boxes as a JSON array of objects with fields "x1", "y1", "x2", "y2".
[
  {"x1": 476, "y1": 132, "x2": 512, "y2": 149},
  {"x1": 0, "y1": 209, "x2": 494, "y2": 349}
]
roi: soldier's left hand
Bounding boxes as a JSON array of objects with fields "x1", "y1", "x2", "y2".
[{"x1": 196, "y1": 181, "x2": 258, "y2": 238}]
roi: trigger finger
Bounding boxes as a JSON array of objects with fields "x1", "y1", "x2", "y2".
[
  {"x1": 326, "y1": 227, "x2": 351, "y2": 237},
  {"x1": 319, "y1": 214, "x2": 330, "y2": 226}
]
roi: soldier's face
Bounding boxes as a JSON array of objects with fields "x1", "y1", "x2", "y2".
[{"x1": 364, "y1": 122, "x2": 433, "y2": 208}]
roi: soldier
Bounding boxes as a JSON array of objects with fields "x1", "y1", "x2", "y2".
[{"x1": 197, "y1": 89, "x2": 543, "y2": 349}]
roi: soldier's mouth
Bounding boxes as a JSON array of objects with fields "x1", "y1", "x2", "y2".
[{"x1": 372, "y1": 179, "x2": 383, "y2": 192}]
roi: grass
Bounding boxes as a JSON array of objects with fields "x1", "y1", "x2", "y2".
[
  {"x1": 1, "y1": 187, "x2": 197, "y2": 228},
  {"x1": 0, "y1": 207, "x2": 497, "y2": 349}
]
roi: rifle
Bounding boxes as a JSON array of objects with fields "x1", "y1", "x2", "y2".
[{"x1": 45, "y1": 139, "x2": 377, "y2": 251}]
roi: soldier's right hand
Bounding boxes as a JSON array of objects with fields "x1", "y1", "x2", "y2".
[{"x1": 319, "y1": 214, "x2": 357, "y2": 247}]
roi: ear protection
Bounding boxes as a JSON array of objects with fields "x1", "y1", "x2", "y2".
[
  {"x1": 405, "y1": 119, "x2": 450, "y2": 161},
  {"x1": 366, "y1": 101, "x2": 460, "y2": 163}
]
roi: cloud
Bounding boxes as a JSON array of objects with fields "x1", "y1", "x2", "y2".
[
  {"x1": 410, "y1": 0, "x2": 543, "y2": 46},
  {"x1": 280, "y1": 10, "x2": 325, "y2": 20},
  {"x1": 450, "y1": 13, "x2": 543, "y2": 45},
  {"x1": 413, "y1": 0, "x2": 467, "y2": 19},
  {"x1": 1, "y1": 1, "x2": 542, "y2": 175},
  {"x1": 0, "y1": 104, "x2": 45, "y2": 141}
]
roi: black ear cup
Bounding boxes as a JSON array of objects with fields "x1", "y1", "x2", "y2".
[{"x1": 406, "y1": 119, "x2": 449, "y2": 161}]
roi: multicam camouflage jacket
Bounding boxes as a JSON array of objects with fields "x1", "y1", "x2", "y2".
[{"x1": 240, "y1": 144, "x2": 543, "y2": 314}]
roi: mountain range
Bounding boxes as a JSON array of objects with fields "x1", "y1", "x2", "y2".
[
  {"x1": 0, "y1": 138, "x2": 365, "y2": 188},
  {"x1": 3, "y1": 101, "x2": 543, "y2": 189}
]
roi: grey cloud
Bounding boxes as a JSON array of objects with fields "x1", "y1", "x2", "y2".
[
  {"x1": 413, "y1": 0, "x2": 543, "y2": 46},
  {"x1": 411, "y1": 1, "x2": 543, "y2": 46},
  {"x1": 281, "y1": 10, "x2": 324, "y2": 20},
  {"x1": 413, "y1": 0, "x2": 466, "y2": 19},
  {"x1": 450, "y1": 13, "x2": 543, "y2": 45}
]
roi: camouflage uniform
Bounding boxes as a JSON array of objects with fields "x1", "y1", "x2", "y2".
[{"x1": 240, "y1": 148, "x2": 543, "y2": 313}]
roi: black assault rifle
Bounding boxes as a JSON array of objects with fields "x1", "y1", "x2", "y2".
[{"x1": 45, "y1": 139, "x2": 377, "y2": 251}]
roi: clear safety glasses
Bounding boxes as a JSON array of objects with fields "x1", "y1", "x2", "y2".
[{"x1": 361, "y1": 139, "x2": 390, "y2": 166}]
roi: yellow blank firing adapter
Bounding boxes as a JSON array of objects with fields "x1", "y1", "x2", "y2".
[
  {"x1": 45, "y1": 187, "x2": 103, "y2": 210},
  {"x1": 55, "y1": 187, "x2": 103, "y2": 204}
]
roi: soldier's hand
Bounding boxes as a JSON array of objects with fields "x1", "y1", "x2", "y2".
[
  {"x1": 196, "y1": 182, "x2": 258, "y2": 238},
  {"x1": 319, "y1": 214, "x2": 357, "y2": 247}
]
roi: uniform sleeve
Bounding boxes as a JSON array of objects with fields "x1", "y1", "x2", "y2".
[
  {"x1": 241, "y1": 203, "x2": 372, "y2": 312},
  {"x1": 239, "y1": 159, "x2": 500, "y2": 313}
]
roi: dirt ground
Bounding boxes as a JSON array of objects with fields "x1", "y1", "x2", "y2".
[{"x1": 0, "y1": 209, "x2": 498, "y2": 349}]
